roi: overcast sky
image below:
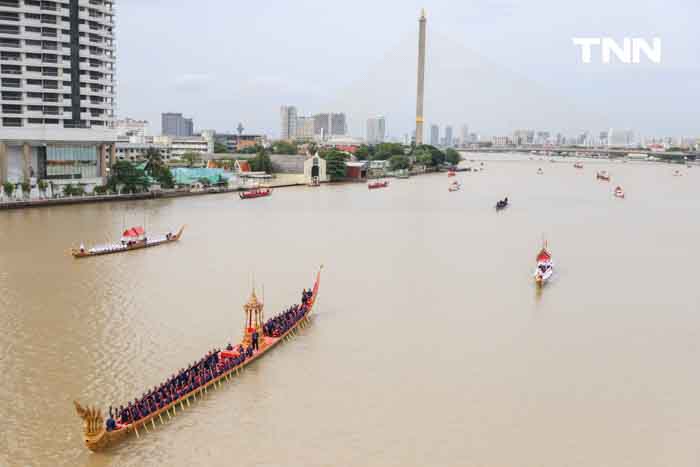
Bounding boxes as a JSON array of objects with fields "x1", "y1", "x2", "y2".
[{"x1": 118, "y1": 0, "x2": 699, "y2": 139}]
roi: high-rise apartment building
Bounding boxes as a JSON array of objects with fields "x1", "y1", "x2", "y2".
[
  {"x1": 280, "y1": 105, "x2": 297, "y2": 140},
  {"x1": 0, "y1": 0, "x2": 117, "y2": 186},
  {"x1": 444, "y1": 125, "x2": 453, "y2": 147},
  {"x1": 162, "y1": 113, "x2": 193, "y2": 137},
  {"x1": 460, "y1": 124, "x2": 469, "y2": 145},
  {"x1": 313, "y1": 113, "x2": 329, "y2": 138},
  {"x1": 430, "y1": 124, "x2": 439, "y2": 146},
  {"x1": 366, "y1": 116, "x2": 386, "y2": 144},
  {"x1": 295, "y1": 116, "x2": 314, "y2": 140},
  {"x1": 330, "y1": 113, "x2": 346, "y2": 136}
]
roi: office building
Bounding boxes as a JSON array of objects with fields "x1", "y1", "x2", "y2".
[
  {"x1": 295, "y1": 116, "x2": 315, "y2": 140},
  {"x1": 162, "y1": 113, "x2": 193, "y2": 137},
  {"x1": 0, "y1": 0, "x2": 117, "y2": 186},
  {"x1": 313, "y1": 113, "x2": 329, "y2": 138},
  {"x1": 430, "y1": 124, "x2": 439, "y2": 146},
  {"x1": 279, "y1": 105, "x2": 297, "y2": 140},
  {"x1": 114, "y1": 118, "x2": 148, "y2": 141},
  {"x1": 330, "y1": 112, "x2": 346, "y2": 136},
  {"x1": 444, "y1": 125, "x2": 453, "y2": 147},
  {"x1": 366, "y1": 116, "x2": 386, "y2": 144}
]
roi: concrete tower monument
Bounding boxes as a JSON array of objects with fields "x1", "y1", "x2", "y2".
[{"x1": 415, "y1": 9, "x2": 427, "y2": 145}]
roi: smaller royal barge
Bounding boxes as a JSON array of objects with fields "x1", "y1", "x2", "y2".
[
  {"x1": 71, "y1": 226, "x2": 184, "y2": 258},
  {"x1": 239, "y1": 188, "x2": 272, "y2": 199}
]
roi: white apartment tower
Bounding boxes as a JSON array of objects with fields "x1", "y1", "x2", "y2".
[
  {"x1": 366, "y1": 116, "x2": 385, "y2": 144},
  {"x1": 0, "y1": 0, "x2": 117, "y2": 187},
  {"x1": 279, "y1": 105, "x2": 297, "y2": 141}
]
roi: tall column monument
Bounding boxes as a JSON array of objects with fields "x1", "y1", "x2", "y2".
[{"x1": 415, "y1": 9, "x2": 427, "y2": 145}]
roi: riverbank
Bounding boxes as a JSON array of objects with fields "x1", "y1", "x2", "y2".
[{"x1": 0, "y1": 176, "x2": 308, "y2": 211}]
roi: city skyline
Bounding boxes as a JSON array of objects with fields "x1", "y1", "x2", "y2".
[{"x1": 114, "y1": 1, "x2": 698, "y2": 139}]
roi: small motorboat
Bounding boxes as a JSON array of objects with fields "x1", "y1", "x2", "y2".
[
  {"x1": 614, "y1": 186, "x2": 625, "y2": 198},
  {"x1": 239, "y1": 188, "x2": 272, "y2": 199},
  {"x1": 537, "y1": 168, "x2": 544, "y2": 175},
  {"x1": 673, "y1": 169, "x2": 683, "y2": 177},
  {"x1": 573, "y1": 162, "x2": 584, "y2": 169},
  {"x1": 596, "y1": 170, "x2": 611, "y2": 181},
  {"x1": 495, "y1": 197, "x2": 509, "y2": 211},
  {"x1": 447, "y1": 170, "x2": 456, "y2": 177},
  {"x1": 448, "y1": 181, "x2": 461, "y2": 192},
  {"x1": 534, "y1": 240, "x2": 553, "y2": 287},
  {"x1": 368, "y1": 180, "x2": 389, "y2": 189}
]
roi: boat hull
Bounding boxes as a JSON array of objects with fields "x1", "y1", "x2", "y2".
[{"x1": 80, "y1": 271, "x2": 321, "y2": 452}]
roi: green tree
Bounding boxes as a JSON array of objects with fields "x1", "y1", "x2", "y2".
[
  {"x1": 239, "y1": 145, "x2": 261, "y2": 154},
  {"x1": 249, "y1": 148, "x2": 274, "y2": 173},
  {"x1": 37, "y1": 180, "x2": 48, "y2": 198},
  {"x1": 108, "y1": 160, "x2": 150, "y2": 193},
  {"x1": 272, "y1": 140, "x2": 298, "y2": 154},
  {"x1": 414, "y1": 145, "x2": 445, "y2": 167},
  {"x1": 389, "y1": 154, "x2": 410, "y2": 171},
  {"x1": 214, "y1": 141, "x2": 229, "y2": 153},
  {"x1": 3, "y1": 182, "x2": 15, "y2": 199},
  {"x1": 415, "y1": 149, "x2": 434, "y2": 167},
  {"x1": 355, "y1": 145, "x2": 370, "y2": 160},
  {"x1": 20, "y1": 181, "x2": 31, "y2": 199},
  {"x1": 372, "y1": 143, "x2": 404, "y2": 161},
  {"x1": 144, "y1": 148, "x2": 174, "y2": 188},
  {"x1": 321, "y1": 150, "x2": 349, "y2": 181},
  {"x1": 445, "y1": 148, "x2": 461, "y2": 165},
  {"x1": 181, "y1": 151, "x2": 201, "y2": 167},
  {"x1": 63, "y1": 183, "x2": 74, "y2": 197}
]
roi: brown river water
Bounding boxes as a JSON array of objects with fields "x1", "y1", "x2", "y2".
[{"x1": 1, "y1": 157, "x2": 699, "y2": 467}]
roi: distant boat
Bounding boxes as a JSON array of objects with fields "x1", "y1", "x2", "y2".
[
  {"x1": 495, "y1": 197, "x2": 509, "y2": 211},
  {"x1": 614, "y1": 186, "x2": 625, "y2": 198},
  {"x1": 240, "y1": 188, "x2": 272, "y2": 199},
  {"x1": 673, "y1": 169, "x2": 683, "y2": 177},
  {"x1": 72, "y1": 226, "x2": 185, "y2": 259},
  {"x1": 596, "y1": 170, "x2": 611, "y2": 181},
  {"x1": 368, "y1": 180, "x2": 389, "y2": 190},
  {"x1": 447, "y1": 170, "x2": 456, "y2": 177},
  {"x1": 448, "y1": 181, "x2": 461, "y2": 192},
  {"x1": 537, "y1": 168, "x2": 544, "y2": 175},
  {"x1": 534, "y1": 240, "x2": 553, "y2": 287},
  {"x1": 573, "y1": 162, "x2": 584, "y2": 169}
]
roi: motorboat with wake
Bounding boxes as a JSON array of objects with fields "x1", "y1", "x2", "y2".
[
  {"x1": 448, "y1": 180, "x2": 461, "y2": 192},
  {"x1": 368, "y1": 180, "x2": 389, "y2": 189},
  {"x1": 614, "y1": 186, "x2": 625, "y2": 198}
]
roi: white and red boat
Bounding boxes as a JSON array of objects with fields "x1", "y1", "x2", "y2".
[
  {"x1": 534, "y1": 240, "x2": 553, "y2": 287},
  {"x1": 573, "y1": 162, "x2": 584, "y2": 169},
  {"x1": 596, "y1": 170, "x2": 611, "y2": 181},
  {"x1": 614, "y1": 186, "x2": 625, "y2": 198},
  {"x1": 239, "y1": 188, "x2": 272, "y2": 199},
  {"x1": 447, "y1": 170, "x2": 456, "y2": 177},
  {"x1": 368, "y1": 180, "x2": 389, "y2": 190},
  {"x1": 448, "y1": 180, "x2": 461, "y2": 192}
]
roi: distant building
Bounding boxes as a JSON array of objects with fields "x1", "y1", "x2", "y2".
[
  {"x1": 162, "y1": 113, "x2": 194, "y2": 137},
  {"x1": 430, "y1": 125, "x2": 439, "y2": 146},
  {"x1": 153, "y1": 134, "x2": 213, "y2": 157},
  {"x1": 215, "y1": 133, "x2": 265, "y2": 152},
  {"x1": 444, "y1": 125, "x2": 454, "y2": 147},
  {"x1": 366, "y1": 116, "x2": 386, "y2": 144},
  {"x1": 492, "y1": 136, "x2": 512, "y2": 146},
  {"x1": 295, "y1": 117, "x2": 315, "y2": 140},
  {"x1": 460, "y1": 125, "x2": 469, "y2": 146},
  {"x1": 114, "y1": 118, "x2": 149, "y2": 141},
  {"x1": 313, "y1": 113, "x2": 330, "y2": 138},
  {"x1": 280, "y1": 106, "x2": 298, "y2": 140},
  {"x1": 330, "y1": 113, "x2": 347, "y2": 136},
  {"x1": 513, "y1": 129, "x2": 534, "y2": 146}
]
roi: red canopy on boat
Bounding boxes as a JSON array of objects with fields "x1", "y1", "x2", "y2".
[
  {"x1": 537, "y1": 249, "x2": 551, "y2": 262},
  {"x1": 122, "y1": 226, "x2": 145, "y2": 237}
]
